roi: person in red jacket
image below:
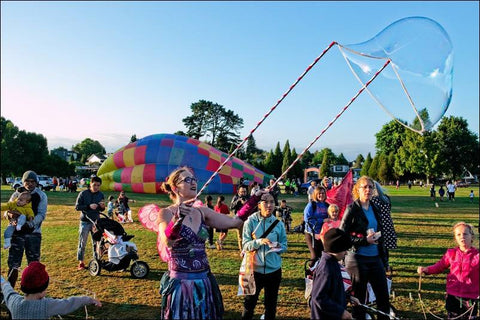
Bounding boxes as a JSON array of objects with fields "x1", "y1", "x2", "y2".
[
  {"x1": 214, "y1": 195, "x2": 231, "y2": 250},
  {"x1": 418, "y1": 222, "x2": 479, "y2": 319}
]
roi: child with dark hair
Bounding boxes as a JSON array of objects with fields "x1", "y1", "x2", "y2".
[
  {"x1": 107, "y1": 195, "x2": 116, "y2": 219},
  {"x1": 1, "y1": 261, "x2": 101, "y2": 319}
]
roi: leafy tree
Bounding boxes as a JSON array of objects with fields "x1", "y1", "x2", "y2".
[
  {"x1": 396, "y1": 129, "x2": 439, "y2": 182},
  {"x1": 377, "y1": 153, "x2": 389, "y2": 184},
  {"x1": 42, "y1": 154, "x2": 76, "y2": 177},
  {"x1": 301, "y1": 150, "x2": 314, "y2": 168},
  {"x1": 375, "y1": 119, "x2": 406, "y2": 155},
  {"x1": 368, "y1": 155, "x2": 379, "y2": 180},
  {"x1": 360, "y1": 153, "x2": 372, "y2": 176},
  {"x1": 245, "y1": 135, "x2": 263, "y2": 164},
  {"x1": 434, "y1": 116, "x2": 479, "y2": 179},
  {"x1": 281, "y1": 140, "x2": 292, "y2": 178},
  {"x1": 312, "y1": 150, "x2": 325, "y2": 166},
  {"x1": 73, "y1": 138, "x2": 106, "y2": 163},
  {"x1": 319, "y1": 149, "x2": 334, "y2": 177},
  {"x1": 182, "y1": 100, "x2": 244, "y2": 152},
  {"x1": 353, "y1": 154, "x2": 364, "y2": 168},
  {"x1": 174, "y1": 130, "x2": 187, "y2": 136},
  {"x1": 290, "y1": 148, "x2": 304, "y2": 180},
  {"x1": 272, "y1": 142, "x2": 283, "y2": 177},
  {"x1": 1, "y1": 117, "x2": 20, "y2": 179},
  {"x1": 336, "y1": 153, "x2": 349, "y2": 165},
  {"x1": 263, "y1": 150, "x2": 274, "y2": 175}
]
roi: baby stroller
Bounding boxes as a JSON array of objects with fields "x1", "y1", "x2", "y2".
[
  {"x1": 304, "y1": 259, "x2": 398, "y2": 319},
  {"x1": 87, "y1": 213, "x2": 149, "y2": 279}
]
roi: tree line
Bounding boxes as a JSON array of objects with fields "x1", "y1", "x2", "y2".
[
  {"x1": 2, "y1": 100, "x2": 478, "y2": 184},
  {"x1": 1, "y1": 117, "x2": 106, "y2": 181}
]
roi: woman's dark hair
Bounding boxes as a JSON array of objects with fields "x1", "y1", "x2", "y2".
[{"x1": 217, "y1": 195, "x2": 225, "y2": 205}]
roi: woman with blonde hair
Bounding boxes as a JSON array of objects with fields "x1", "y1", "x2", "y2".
[
  {"x1": 340, "y1": 176, "x2": 390, "y2": 320},
  {"x1": 157, "y1": 166, "x2": 264, "y2": 319}
]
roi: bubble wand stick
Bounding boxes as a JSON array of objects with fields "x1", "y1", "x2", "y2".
[
  {"x1": 195, "y1": 41, "x2": 338, "y2": 199},
  {"x1": 271, "y1": 59, "x2": 391, "y2": 189}
]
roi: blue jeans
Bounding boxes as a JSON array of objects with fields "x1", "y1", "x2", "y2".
[
  {"x1": 77, "y1": 221, "x2": 94, "y2": 261},
  {"x1": 7, "y1": 232, "x2": 42, "y2": 269},
  {"x1": 345, "y1": 252, "x2": 390, "y2": 320}
]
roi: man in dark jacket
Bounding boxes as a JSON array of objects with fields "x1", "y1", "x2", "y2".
[
  {"x1": 231, "y1": 185, "x2": 250, "y2": 254},
  {"x1": 75, "y1": 176, "x2": 105, "y2": 270}
]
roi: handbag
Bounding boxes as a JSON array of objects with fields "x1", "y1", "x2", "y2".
[{"x1": 238, "y1": 219, "x2": 280, "y2": 296}]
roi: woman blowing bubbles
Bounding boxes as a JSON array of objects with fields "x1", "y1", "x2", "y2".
[{"x1": 157, "y1": 166, "x2": 265, "y2": 320}]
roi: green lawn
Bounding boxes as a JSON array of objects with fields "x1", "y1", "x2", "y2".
[{"x1": 1, "y1": 185, "x2": 478, "y2": 319}]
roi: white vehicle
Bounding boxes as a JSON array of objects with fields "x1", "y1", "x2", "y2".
[
  {"x1": 10, "y1": 175, "x2": 53, "y2": 191},
  {"x1": 10, "y1": 177, "x2": 23, "y2": 190},
  {"x1": 37, "y1": 175, "x2": 53, "y2": 191}
]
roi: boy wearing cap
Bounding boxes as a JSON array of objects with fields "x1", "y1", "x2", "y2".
[
  {"x1": 310, "y1": 228, "x2": 358, "y2": 320},
  {"x1": 1, "y1": 261, "x2": 101, "y2": 319},
  {"x1": 4, "y1": 170, "x2": 48, "y2": 288}
]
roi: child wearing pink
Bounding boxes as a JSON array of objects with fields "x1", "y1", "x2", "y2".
[
  {"x1": 318, "y1": 204, "x2": 341, "y2": 244},
  {"x1": 418, "y1": 222, "x2": 479, "y2": 318}
]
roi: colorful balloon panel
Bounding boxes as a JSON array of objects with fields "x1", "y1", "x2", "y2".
[{"x1": 97, "y1": 134, "x2": 273, "y2": 194}]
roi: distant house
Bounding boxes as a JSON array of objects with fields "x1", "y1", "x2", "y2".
[
  {"x1": 303, "y1": 164, "x2": 353, "y2": 182},
  {"x1": 86, "y1": 154, "x2": 107, "y2": 166},
  {"x1": 331, "y1": 165, "x2": 349, "y2": 177}
]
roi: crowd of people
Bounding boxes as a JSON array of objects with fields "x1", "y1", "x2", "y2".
[{"x1": 1, "y1": 169, "x2": 478, "y2": 320}]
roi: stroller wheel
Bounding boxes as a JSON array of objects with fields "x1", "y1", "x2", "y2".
[
  {"x1": 130, "y1": 261, "x2": 149, "y2": 279},
  {"x1": 88, "y1": 260, "x2": 101, "y2": 276}
]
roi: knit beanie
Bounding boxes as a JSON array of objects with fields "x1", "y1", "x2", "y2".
[
  {"x1": 22, "y1": 170, "x2": 38, "y2": 183},
  {"x1": 20, "y1": 261, "x2": 50, "y2": 294},
  {"x1": 323, "y1": 228, "x2": 352, "y2": 253}
]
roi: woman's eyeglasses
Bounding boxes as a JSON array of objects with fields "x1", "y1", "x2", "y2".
[{"x1": 180, "y1": 177, "x2": 198, "y2": 184}]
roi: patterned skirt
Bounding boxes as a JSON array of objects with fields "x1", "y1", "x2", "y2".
[{"x1": 160, "y1": 270, "x2": 224, "y2": 320}]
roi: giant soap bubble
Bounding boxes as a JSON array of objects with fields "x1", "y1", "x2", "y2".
[{"x1": 337, "y1": 16, "x2": 453, "y2": 133}]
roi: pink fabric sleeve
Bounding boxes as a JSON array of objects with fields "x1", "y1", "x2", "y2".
[
  {"x1": 236, "y1": 194, "x2": 261, "y2": 221},
  {"x1": 425, "y1": 249, "x2": 452, "y2": 275}
]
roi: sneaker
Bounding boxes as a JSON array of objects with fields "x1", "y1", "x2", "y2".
[
  {"x1": 77, "y1": 262, "x2": 86, "y2": 270},
  {"x1": 208, "y1": 244, "x2": 216, "y2": 249}
]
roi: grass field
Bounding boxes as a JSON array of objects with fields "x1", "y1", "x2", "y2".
[{"x1": 1, "y1": 184, "x2": 478, "y2": 319}]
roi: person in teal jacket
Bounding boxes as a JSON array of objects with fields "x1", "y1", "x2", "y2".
[{"x1": 241, "y1": 193, "x2": 288, "y2": 320}]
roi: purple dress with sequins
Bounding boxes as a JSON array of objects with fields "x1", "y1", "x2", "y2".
[{"x1": 160, "y1": 218, "x2": 224, "y2": 320}]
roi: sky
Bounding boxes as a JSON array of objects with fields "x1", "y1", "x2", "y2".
[{"x1": 1, "y1": 1, "x2": 478, "y2": 161}]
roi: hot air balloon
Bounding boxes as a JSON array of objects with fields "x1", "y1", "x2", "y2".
[{"x1": 97, "y1": 134, "x2": 272, "y2": 194}]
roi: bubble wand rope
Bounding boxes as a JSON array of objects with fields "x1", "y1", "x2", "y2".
[
  {"x1": 271, "y1": 58, "x2": 391, "y2": 189},
  {"x1": 417, "y1": 274, "x2": 476, "y2": 320},
  {"x1": 49, "y1": 277, "x2": 98, "y2": 320},
  {"x1": 195, "y1": 41, "x2": 338, "y2": 199}
]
